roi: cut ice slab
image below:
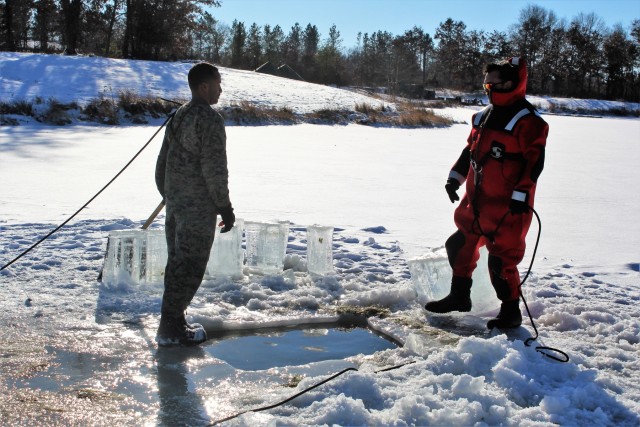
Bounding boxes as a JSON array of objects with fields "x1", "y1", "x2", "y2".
[
  {"x1": 408, "y1": 247, "x2": 499, "y2": 313},
  {"x1": 244, "y1": 220, "x2": 289, "y2": 274},
  {"x1": 206, "y1": 218, "x2": 245, "y2": 279},
  {"x1": 306, "y1": 224, "x2": 334, "y2": 275},
  {"x1": 101, "y1": 218, "x2": 253, "y2": 285}
]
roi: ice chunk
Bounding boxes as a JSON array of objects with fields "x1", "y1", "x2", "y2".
[
  {"x1": 408, "y1": 247, "x2": 498, "y2": 313},
  {"x1": 307, "y1": 225, "x2": 334, "y2": 275},
  {"x1": 144, "y1": 228, "x2": 167, "y2": 283},
  {"x1": 207, "y1": 218, "x2": 245, "y2": 279},
  {"x1": 102, "y1": 229, "x2": 146, "y2": 285},
  {"x1": 244, "y1": 221, "x2": 289, "y2": 274}
]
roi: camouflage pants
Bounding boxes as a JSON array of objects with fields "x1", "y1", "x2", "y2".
[{"x1": 160, "y1": 204, "x2": 217, "y2": 319}]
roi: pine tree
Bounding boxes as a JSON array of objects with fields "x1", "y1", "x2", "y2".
[
  {"x1": 604, "y1": 24, "x2": 632, "y2": 99},
  {"x1": 282, "y1": 22, "x2": 302, "y2": 68},
  {"x1": 263, "y1": 24, "x2": 284, "y2": 64},
  {"x1": 301, "y1": 23, "x2": 320, "y2": 80},
  {"x1": 60, "y1": 0, "x2": 82, "y2": 55},
  {"x1": 434, "y1": 18, "x2": 467, "y2": 88},
  {"x1": 246, "y1": 22, "x2": 262, "y2": 69},
  {"x1": 33, "y1": 0, "x2": 57, "y2": 52},
  {"x1": 229, "y1": 19, "x2": 247, "y2": 68},
  {"x1": 317, "y1": 24, "x2": 343, "y2": 85},
  {"x1": 400, "y1": 26, "x2": 434, "y2": 87}
]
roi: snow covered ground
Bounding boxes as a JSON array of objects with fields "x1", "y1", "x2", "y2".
[{"x1": 0, "y1": 53, "x2": 639, "y2": 426}]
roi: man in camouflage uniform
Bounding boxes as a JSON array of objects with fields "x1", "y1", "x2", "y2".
[{"x1": 155, "y1": 62, "x2": 235, "y2": 346}]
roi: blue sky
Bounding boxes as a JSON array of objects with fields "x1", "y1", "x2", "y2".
[{"x1": 210, "y1": 0, "x2": 639, "y2": 48}]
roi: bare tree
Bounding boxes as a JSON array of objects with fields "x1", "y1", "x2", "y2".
[
  {"x1": 509, "y1": 4, "x2": 557, "y2": 93},
  {"x1": 566, "y1": 12, "x2": 606, "y2": 97}
]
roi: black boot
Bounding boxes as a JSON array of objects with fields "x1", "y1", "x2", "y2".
[
  {"x1": 180, "y1": 311, "x2": 203, "y2": 332},
  {"x1": 487, "y1": 300, "x2": 522, "y2": 329},
  {"x1": 156, "y1": 314, "x2": 207, "y2": 347},
  {"x1": 425, "y1": 276, "x2": 472, "y2": 313}
]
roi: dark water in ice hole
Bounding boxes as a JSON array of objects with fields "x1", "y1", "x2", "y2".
[
  {"x1": 7, "y1": 327, "x2": 397, "y2": 396},
  {"x1": 205, "y1": 326, "x2": 398, "y2": 371}
]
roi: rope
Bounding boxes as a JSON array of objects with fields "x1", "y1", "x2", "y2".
[
  {"x1": 0, "y1": 112, "x2": 175, "y2": 272},
  {"x1": 208, "y1": 361, "x2": 416, "y2": 425},
  {"x1": 519, "y1": 207, "x2": 570, "y2": 363}
]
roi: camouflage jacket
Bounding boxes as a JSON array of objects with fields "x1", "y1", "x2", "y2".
[{"x1": 155, "y1": 99, "x2": 231, "y2": 211}]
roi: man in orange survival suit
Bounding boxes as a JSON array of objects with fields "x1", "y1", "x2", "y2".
[{"x1": 425, "y1": 57, "x2": 548, "y2": 329}]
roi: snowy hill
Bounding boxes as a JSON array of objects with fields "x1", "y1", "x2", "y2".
[
  {"x1": 0, "y1": 52, "x2": 389, "y2": 114},
  {"x1": 2, "y1": 52, "x2": 638, "y2": 123}
]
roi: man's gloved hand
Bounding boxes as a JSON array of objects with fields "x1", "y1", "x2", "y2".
[
  {"x1": 218, "y1": 204, "x2": 235, "y2": 233},
  {"x1": 445, "y1": 178, "x2": 460, "y2": 203},
  {"x1": 510, "y1": 191, "x2": 530, "y2": 214}
]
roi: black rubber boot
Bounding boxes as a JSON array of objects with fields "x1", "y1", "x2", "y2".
[
  {"x1": 180, "y1": 311, "x2": 203, "y2": 332},
  {"x1": 156, "y1": 315, "x2": 207, "y2": 347},
  {"x1": 424, "y1": 276, "x2": 472, "y2": 313},
  {"x1": 487, "y1": 300, "x2": 522, "y2": 329}
]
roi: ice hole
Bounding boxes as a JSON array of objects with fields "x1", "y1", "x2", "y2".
[{"x1": 204, "y1": 322, "x2": 399, "y2": 371}]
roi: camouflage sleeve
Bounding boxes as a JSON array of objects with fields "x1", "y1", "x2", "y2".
[
  {"x1": 199, "y1": 111, "x2": 231, "y2": 208},
  {"x1": 155, "y1": 128, "x2": 171, "y2": 200}
]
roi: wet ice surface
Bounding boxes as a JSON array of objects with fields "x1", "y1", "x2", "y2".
[{"x1": 0, "y1": 219, "x2": 416, "y2": 425}]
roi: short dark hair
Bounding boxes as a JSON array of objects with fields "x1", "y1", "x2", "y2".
[
  {"x1": 188, "y1": 62, "x2": 220, "y2": 91},
  {"x1": 484, "y1": 60, "x2": 519, "y2": 86}
]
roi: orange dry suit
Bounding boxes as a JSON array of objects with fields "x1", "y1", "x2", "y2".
[{"x1": 446, "y1": 57, "x2": 548, "y2": 302}]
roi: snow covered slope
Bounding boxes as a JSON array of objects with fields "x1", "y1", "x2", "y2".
[{"x1": 0, "y1": 52, "x2": 388, "y2": 113}]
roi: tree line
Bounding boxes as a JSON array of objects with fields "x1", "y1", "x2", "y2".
[{"x1": 1, "y1": 1, "x2": 639, "y2": 101}]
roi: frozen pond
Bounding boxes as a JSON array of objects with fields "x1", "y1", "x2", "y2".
[{"x1": 1, "y1": 114, "x2": 639, "y2": 267}]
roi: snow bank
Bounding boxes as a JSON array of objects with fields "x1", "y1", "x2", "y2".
[{"x1": 0, "y1": 52, "x2": 390, "y2": 114}]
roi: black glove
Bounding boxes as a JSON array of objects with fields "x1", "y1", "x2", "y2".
[
  {"x1": 509, "y1": 191, "x2": 530, "y2": 214},
  {"x1": 218, "y1": 204, "x2": 235, "y2": 233},
  {"x1": 445, "y1": 178, "x2": 460, "y2": 203}
]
